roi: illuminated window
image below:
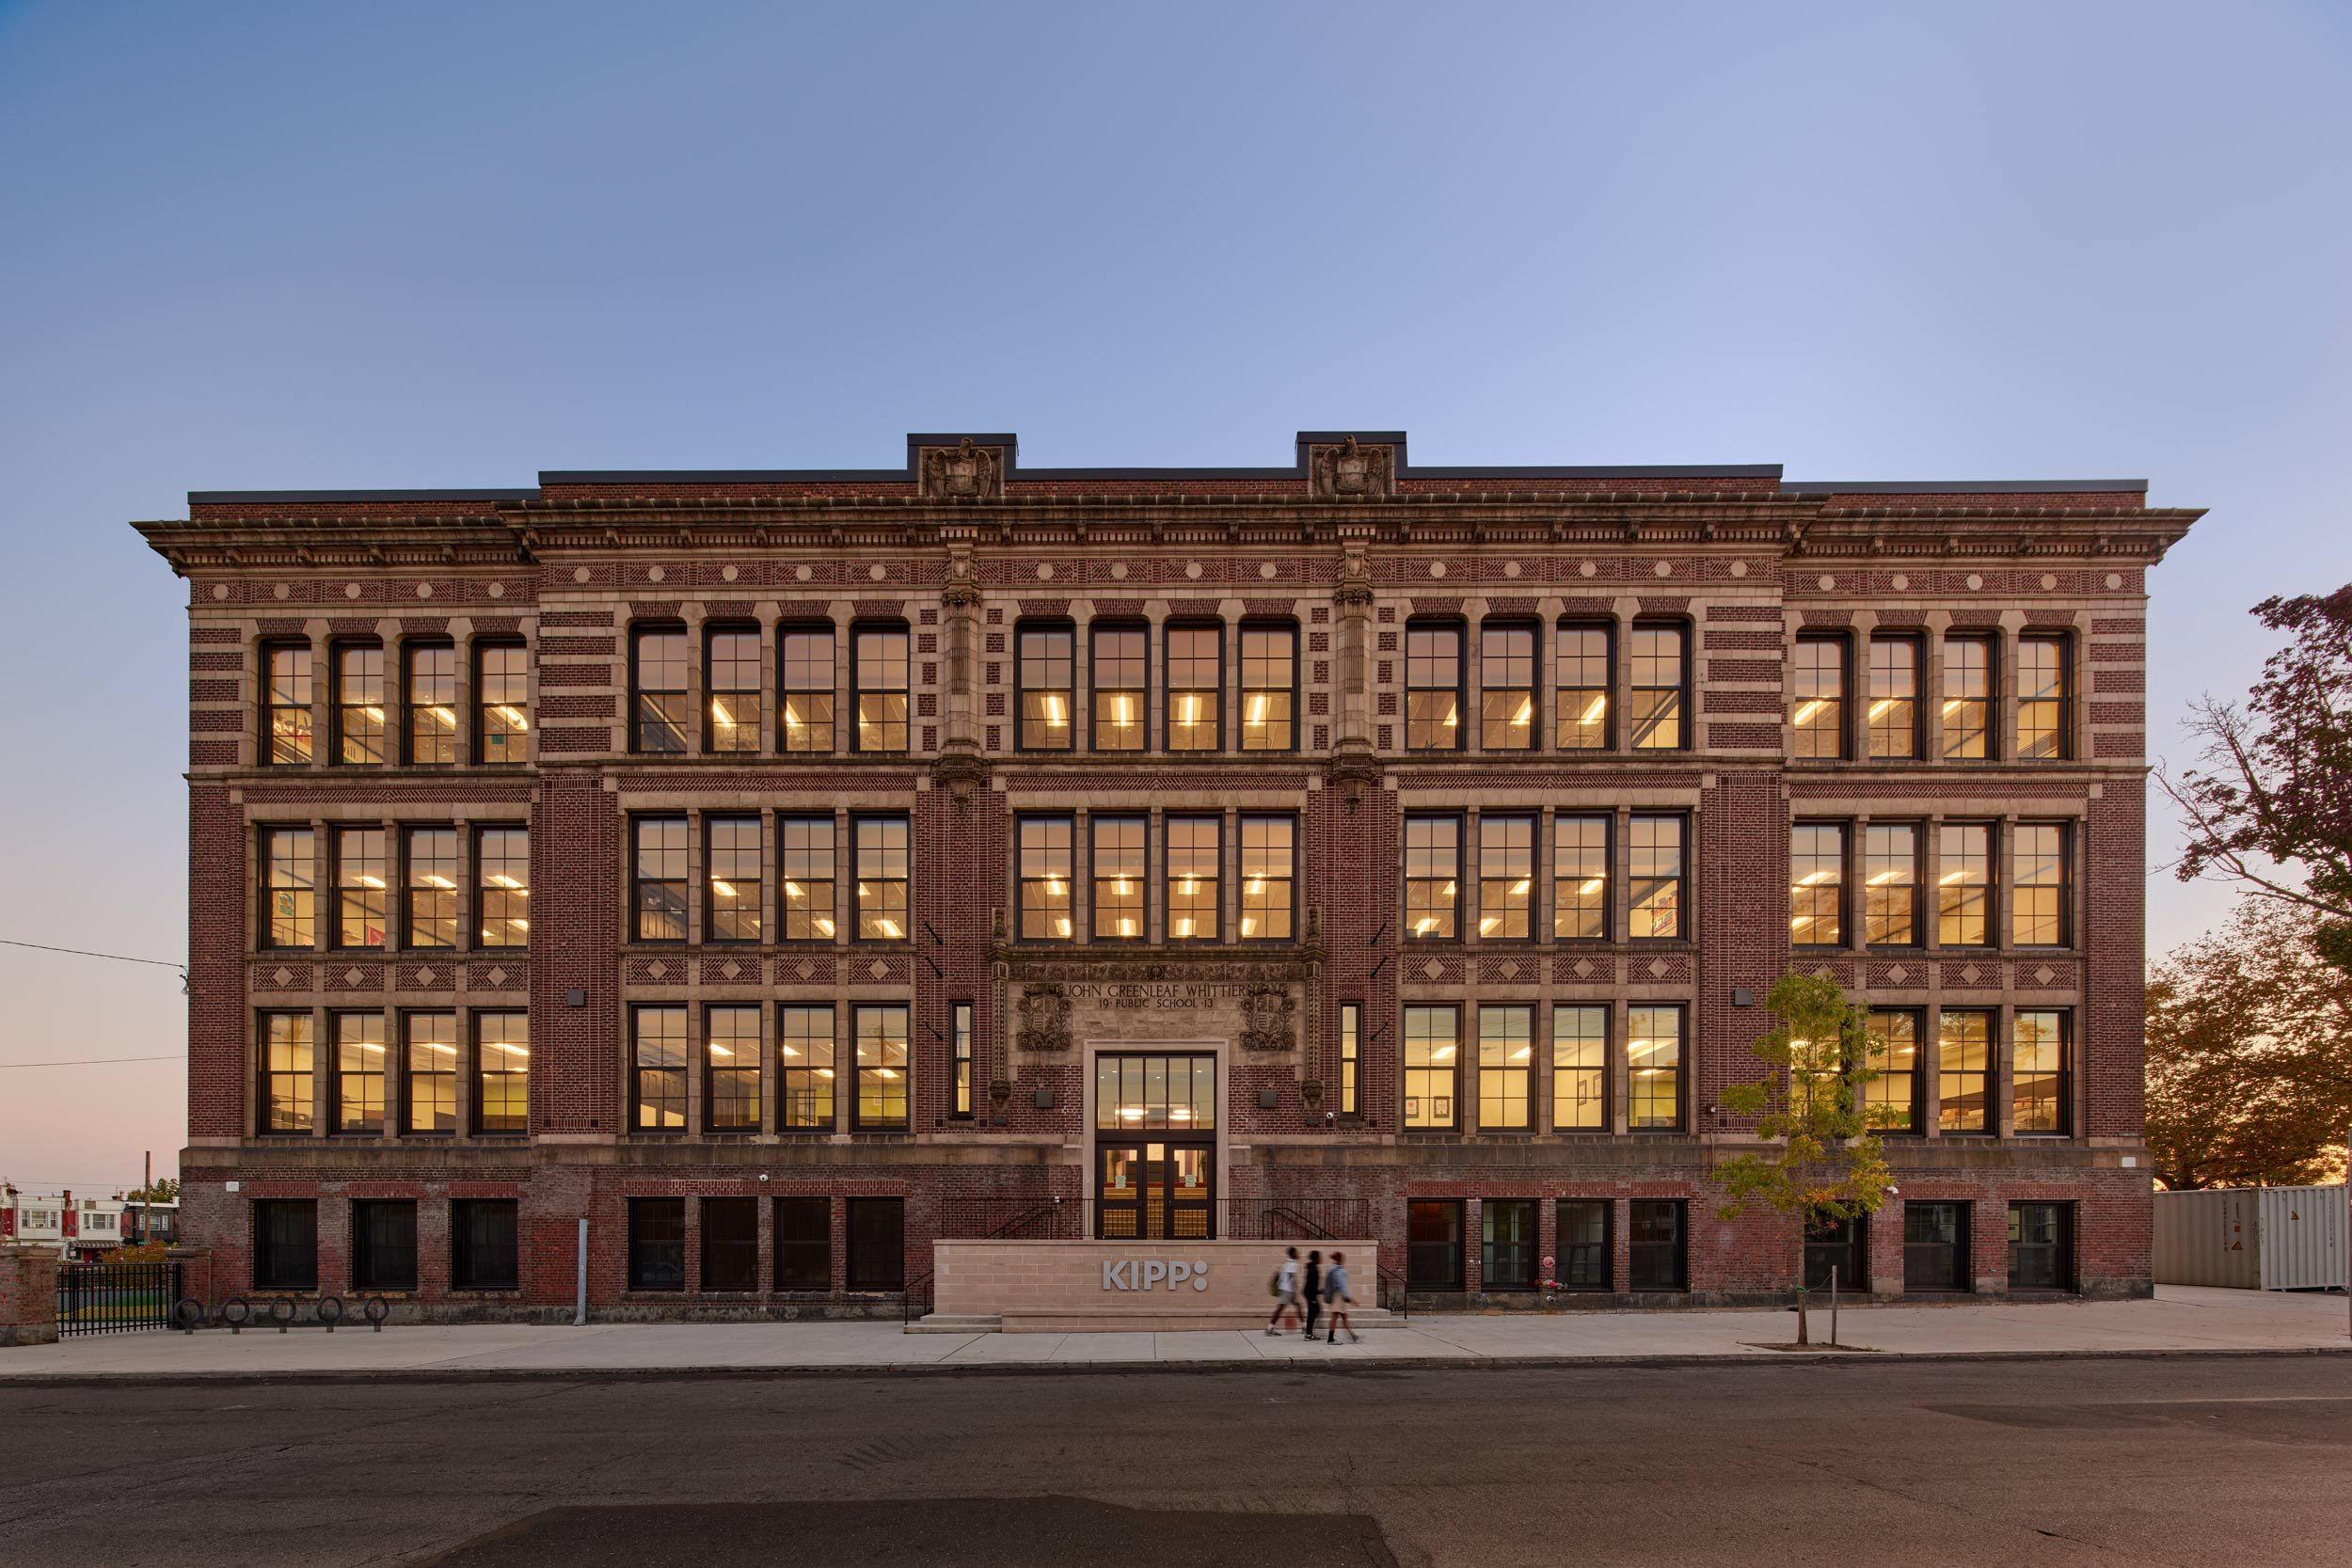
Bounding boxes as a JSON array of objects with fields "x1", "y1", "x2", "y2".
[
  {"x1": 1240, "y1": 625, "x2": 1295, "y2": 752},
  {"x1": 1403, "y1": 1005, "x2": 1458, "y2": 1130},
  {"x1": 1629, "y1": 816, "x2": 1684, "y2": 940},
  {"x1": 263, "y1": 643, "x2": 313, "y2": 764},
  {"x1": 2017, "y1": 636, "x2": 2068, "y2": 760},
  {"x1": 475, "y1": 827, "x2": 529, "y2": 949},
  {"x1": 631, "y1": 626, "x2": 689, "y2": 754},
  {"x1": 1239, "y1": 816, "x2": 1294, "y2": 940},
  {"x1": 854, "y1": 816, "x2": 909, "y2": 941},
  {"x1": 1864, "y1": 1009, "x2": 1919, "y2": 1132},
  {"x1": 1555, "y1": 625, "x2": 1610, "y2": 750},
  {"x1": 1404, "y1": 816, "x2": 1459, "y2": 940},
  {"x1": 1090, "y1": 625, "x2": 1147, "y2": 752},
  {"x1": 1479, "y1": 625, "x2": 1536, "y2": 750},
  {"x1": 1864, "y1": 822, "x2": 1918, "y2": 945},
  {"x1": 779, "y1": 1005, "x2": 835, "y2": 1130},
  {"x1": 1476, "y1": 1005, "x2": 1533, "y2": 1131},
  {"x1": 1019, "y1": 816, "x2": 1075, "y2": 941},
  {"x1": 853, "y1": 626, "x2": 909, "y2": 752},
  {"x1": 1553, "y1": 815, "x2": 1608, "y2": 940},
  {"x1": 1552, "y1": 1006, "x2": 1606, "y2": 1131},
  {"x1": 632, "y1": 816, "x2": 688, "y2": 942},
  {"x1": 1339, "y1": 1003, "x2": 1360, "y2": 1117},
  {"x1": 1938, "y1": 823, "x2": 1992, "y2": 945},
  {"x1": 332, "y1": 827, "x2": 388, "y2": 950},
  {"x1": 472, "y1": 1011, "x2": 528, "y2": 1134},
  {"x1": 403, "y1": 826, "x2": 459, "y2": 949},
  {"x1": 707, "y1": 626, "x2": 761, "y2": 753},
  {"x1": 475, "y1": 641, "x2": 529, "y2": 765},
  {"x1": 1792, "y1": 638, "x2": 1846, "y2": 759},
  {"x1": 1406, "y1": 624, "x2": 1463, "y2": 751},
  {"x1": 260, "y1": 1012, "x2": 314, "y2": 1134},
  {"x1": 1628, "y1": 1005, "x2": 1683, "y2": 1130},
  {"x1": 1091, "y1": 816, "x2": 1146, "y2": 941},
  {"x1": 262, "y1": 827, "x2": 316, "y2": 948},
  {"x1": 1937, "y1": 1010, "x2": 1991, "y2": 1132},
  {"x1": 403, "y1": 1011, "x2": 456, "y2": 1133},
  {"x1": 779, "y1": 816, "x2": 836, "y2": 941},
  {"x1": 705, "y1": 816, "x2": 762, "y2": 942},
  {"x1": 1629, "y1": 626, "x2": 1686, "y2": 750},
  {"x1": 2014, "y1": 1011, "x2": 2071, "y2": 1134},
  {"x1": 1018, "y1": 625, "x2": 1075, "y2": 750},
  {"x1": 853, "y1": 1005, "x2": 910, "y2": 1130},
  {"x1": 1165, "y1": 816, "x2": 1220, "y2": 941},
  {"x1": 1942, "y1": 634, "x2": 1993, "y2": 758},
  {"x1": 1790, "y1": 823, "x2": 1845, "y2": 947},
  {"x1": 334, "y1": 643, "x2": 385, "y2": 765},
  {"x1": 405, "y1": 641, "x2": 458, "y2": 764},
  {"x1": 1092, "y1": 1053, "x2": 1217, "y2": 1131},
  {"x1": 1166, "y1": 625, "x2": 1222, "y2": 752},
  {"x1": 706, "y1": 1004, "x2": 761, "y2": 1132},
  {"x1": 332, "y1": 1012, "x2": 385, "y2": 1134},
  {"x1": 1867, "y1": 638, "x2": 1919, "y2": 759},
  {"x1": 779, "y1": 626, "x2": 835, "y2": 752},
  {"x1": 632, "y1": 1005, "x2": 688, "y2": 1132},
  {"x1": 2012, "y1": 823, "x2": 2068, "y2": 946},
  {"x1": 1477, "y1": 814, "x2": 1534, "y2": 940},
  {"x1": 951, "y1": 1002, "x2": 974, "y2": 1118}
]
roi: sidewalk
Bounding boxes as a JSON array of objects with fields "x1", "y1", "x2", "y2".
[{"x1": 2, "y1": 1286, "x2": 2344, "y2": 1382}]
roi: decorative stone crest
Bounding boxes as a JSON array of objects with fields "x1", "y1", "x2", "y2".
[
  {"x1": 922, "y1": 437, "x2": 1004, "y2": 500},
  {"x1": 1239, "y1": 981, "x2": 1297, "y2": 1052},
  {"x1": 1311, "y1": 436, "x2": 1393, "y2": 500},
  {"x1": 1015, "y1": 980, "x2": 1073, "y2": 1053}
]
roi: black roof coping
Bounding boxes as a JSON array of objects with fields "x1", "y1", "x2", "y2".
[
  {"x1": 187, "y1": 488, "x2": 539, "y2": 505},
  {"x1": 1782, "y1": 479, "x2": 2148, "y2": 496}
]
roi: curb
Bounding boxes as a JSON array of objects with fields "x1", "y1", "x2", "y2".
[{"x1": 4, "y1": 1343, "x2": 2349, "y2": 1388}]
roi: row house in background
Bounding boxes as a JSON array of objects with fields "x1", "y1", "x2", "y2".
[
  {"x1": 137, "y1": 433, "x2": 2196, "y2": 1315},
  {"x1": 0, "y1": 1187, "x2": 127, "y2": 1260}
]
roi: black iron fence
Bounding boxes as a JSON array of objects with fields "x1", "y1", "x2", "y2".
[{"x1": 56, "y1": 1260, "x2": 181, "y2": 1337}]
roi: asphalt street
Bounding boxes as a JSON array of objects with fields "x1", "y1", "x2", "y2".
[{"x1": 3, "y1": 1356, "x2": 2347, "y2": 1567}]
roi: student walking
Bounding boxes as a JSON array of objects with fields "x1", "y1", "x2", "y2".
[
  {"x1": 1324, "y1": 1251, "x2": 1360, "y2": 1344},
  {"x1": 1301, "y1": 1250, "x2": 1324, "y2": 1340},
  {"x1": 1266, "y1": 1246, "x2": 1302, "y2": 1336}
]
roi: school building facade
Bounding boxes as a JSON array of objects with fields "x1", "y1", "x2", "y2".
[{"x1": 136, "y1": 433, "x2": 2198, "y2": 1317}]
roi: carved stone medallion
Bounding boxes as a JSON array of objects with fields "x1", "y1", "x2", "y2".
[
  {"x1": 922, "y1": 437, "x2": 1004, "y2": 500},
  {"x1": 1015, "y1": 979, "x2": 1073, "y2": 1052},
  {"x1": 1311, "y1": 436, "x2": 1393, "y2": 500},
  {"x1": 1239, "y1": 980, "x2": 1297, "y2": 1052}
]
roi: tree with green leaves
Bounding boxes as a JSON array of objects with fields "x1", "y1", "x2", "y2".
[
  {"x1": 2161, "y1": 584, "x2": 2352, "y2": 976},
  {"x1": 125, "y1": 1177, "x2": 180, "y2": 1203},
  {"x1": 1719, "y1": 972, "x2": 1896, "y2": 1344}
]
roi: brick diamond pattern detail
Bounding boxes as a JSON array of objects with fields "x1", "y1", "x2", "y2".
[
  {"x1": 344, "y1": 967, "x2": 364, "y2": 986},
  {"x1": 647, "y1": 960, "x2": 667, "y2": 981},
  {"x1": 1422, "y1": 959, "x2": 1444, "y2": 981},
  {"x1": 869, "y1": 959, "x2": 889, "y2": 980},
  {"x1": 273, "y1": 967, "x2": 293, "y2": 988},
  {"x1": 1960, "y1": 964, "x2": 1982, "y2": 984},
  {"x1": 485, "y1": 966, "x2": 507, "y2": 988},
  {"x1": 1573, "y1": 959, "x2": 1596, "y2": 980},
  {"x1": 1496, "y1": 959, "x2": 1519, "y2": 981},
  {"x1": 797, "y1": 959, "x2": 817, "y2": 981},
  {"x1": 1647, "y1": 958, "x2": 1668, "y2": 978},
  {"x1": 723, "y1": 960, "x2": 742, "y2": 981},
  {"x1": 416, "y1": 967, "x2": 437, "y2": 987},
  {"x1": 2035, "y1": 965, "x2": 2056, "y2": 986},
  {"x1": 1885, "y1": 964, "x2": 1909, "y2": 985}
]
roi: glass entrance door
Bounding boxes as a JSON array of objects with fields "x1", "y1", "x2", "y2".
[
  {"x1": 1093, "y1": 1053, "x2": 1218, "y2": 1241},
  {"x1": 1096, "y1": 1140, "x2": 1215, "y2": 1239}
]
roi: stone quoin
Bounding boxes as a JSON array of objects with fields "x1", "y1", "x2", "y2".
[{"x1": 134, "y1": 432, "x2": 2197, "y2": 1317}]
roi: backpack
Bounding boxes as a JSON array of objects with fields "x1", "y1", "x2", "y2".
[{"x1": 1269, "y1": 1270, "x2": 1282, "y2": 1297}]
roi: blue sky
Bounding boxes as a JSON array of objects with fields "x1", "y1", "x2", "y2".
[{"x1": 2, "y1": 1, "x2": 2346, "y2": 1190}]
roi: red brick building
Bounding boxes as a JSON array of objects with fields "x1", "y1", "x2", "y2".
[{"x1": 136, "y1": 433, "x2": 2197, "y2": 1316}]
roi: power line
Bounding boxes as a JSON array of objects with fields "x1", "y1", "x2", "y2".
[
  {"x1": 0, "y1": 1054, "x2": 184, "y2": 1069},
  {"x1": 1, "y1": 939, "x2": 184, "y2": 970}
]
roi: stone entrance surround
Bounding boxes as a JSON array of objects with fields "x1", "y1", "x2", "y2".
[{"x1": 918, "y1": 1239, "x2": 1385, "y2": 1333}]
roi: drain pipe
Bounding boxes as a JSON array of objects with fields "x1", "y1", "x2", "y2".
[{"x1": 574, "y1": 1215, "x2": 589, "y2": 1327}]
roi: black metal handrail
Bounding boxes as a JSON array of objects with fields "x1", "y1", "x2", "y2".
[{"x1": 899, "y1": 1272, "x2": 934, "y2": 1325}]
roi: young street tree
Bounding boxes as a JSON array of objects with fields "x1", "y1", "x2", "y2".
[
  {"x1": 2161, "y1": 583, "x2": 2352, "y2": 976},
  {"x1": 1718, "y1": 973, "x2": 1895, "y2": 1344},
  {"x1": 2145, "y1": 899, "x2": 2352, "y2": 1191}
]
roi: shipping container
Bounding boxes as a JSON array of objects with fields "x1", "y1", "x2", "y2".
[{"x1": 2153, "y1": 1185, "x2": 2347, "y2": 1291}]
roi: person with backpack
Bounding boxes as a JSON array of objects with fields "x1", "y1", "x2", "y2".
[
  {"x1": 1324, "y1": 1250, "x2": 1360, "y2": 1345},
  {"x1": 1301, "y1": 1249, "x2": 1323, "y2": 1340},
  {"x1": 1265, "y1": 1245, "x2": 1302, "y2": 1336}
]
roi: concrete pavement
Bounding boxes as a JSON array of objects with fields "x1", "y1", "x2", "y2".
[{"x1": 1, "y1": 1284, "x2": 2344, "y2": 1380}]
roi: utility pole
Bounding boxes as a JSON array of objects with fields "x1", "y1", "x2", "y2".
[{"x1": 142, "y1": 1151, "x2": 151, "y2": 1250}]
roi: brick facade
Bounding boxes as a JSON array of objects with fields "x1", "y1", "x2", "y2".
[{"x1": 137, "y1": 434, "x2": 2199, "y2": 1314}]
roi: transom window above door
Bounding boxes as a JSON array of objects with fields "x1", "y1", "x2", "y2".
[{"x1": 1095, "y1": 1053, "x2": 1217, "y2": 1132}]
